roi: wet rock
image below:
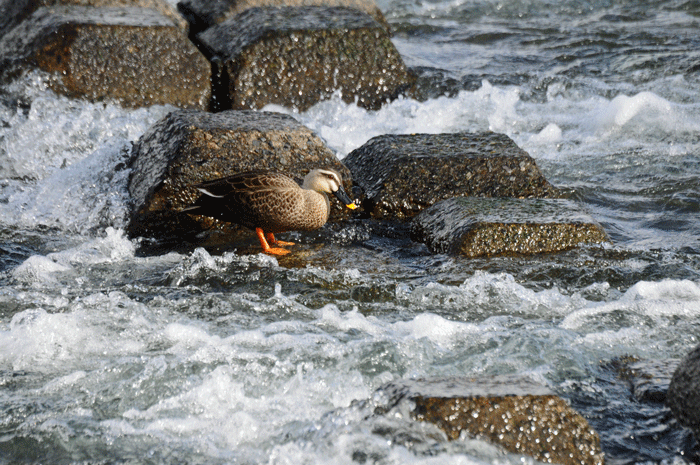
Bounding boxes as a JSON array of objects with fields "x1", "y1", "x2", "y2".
[
  {"x1": 0, "y1": 0, "x2": 187, "y2": 38},
  {"x1": 127, "y1": 109, "x2": 353, "y2": 240},
  {"x1": 344, "y1": 132, "x2": 560, "y2": 221},
  {"x1": 0, "y1": 5, "x2": 209, "y2": 109},
  {"x1": 667, "y1": 343, "x2": 700, "y2": 438},
  {"x1": 178, "y1": 0, "x2": 389, "y2": 34},
  {"x1": 411, "y1": 197, "x2": 610, "y2": 257},
  {"x1": 377, "y1": 377, "x2": 604, "y2": 465},
  {"x1": 197, "y1": 6, "x2": 414, "y2": 112},
  {"x1": 615, "y1": 358, "x2": 679, "y2": 404}
]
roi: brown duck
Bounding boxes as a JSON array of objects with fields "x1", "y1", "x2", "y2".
[{"x1": 184, "y1": 169, "x2": 357, "y2": 255}]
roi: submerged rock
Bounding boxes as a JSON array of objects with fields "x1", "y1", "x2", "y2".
[
  {"x1": 614, "y1": 357, "x2": 679, "y2": 404},
  {"x1": 0, "y1": 0, "x2": 187, "y2": 38},
  {"x1": 127, "y1": 109, "x2": 352, "y2": 240},
  {"x1": 345, "y1": 132, "x2": 560, "y2": 220},
  {"x1": 0, "y1": 5, "x2": 209, "y2": 108},
  {"x1": 377, "y1": 377, "x2": 604, "y2": 465},
  {"x1": 197, "y1": 6, "x2": 414, "y2": 112},
  {"x1": 178, "y1": 0, "x2": 389, "y2": 34},
  {"x1": 411, "y1": 197, "x2": 610, "y2": 257},
  {"x1": 667, "y1": 343, "x2": 700, "y2": 439}
]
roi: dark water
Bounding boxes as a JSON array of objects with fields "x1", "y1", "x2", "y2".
[{"x1": 1, "y1": 0, "x2": 699, "y2": 463}]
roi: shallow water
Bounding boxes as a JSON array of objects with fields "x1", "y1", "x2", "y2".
[{"x1": 1, "y1": 0, "x2": 700, "y2": 463}]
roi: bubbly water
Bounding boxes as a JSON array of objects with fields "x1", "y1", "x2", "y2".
[{"x1": 1, "y1": 0, "x2": 699, "y2": 463}]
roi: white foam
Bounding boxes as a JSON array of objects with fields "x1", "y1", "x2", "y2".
[
  {"x1": 168, "y1": 248, "x2": 278, "y2": 286},
  {"x1": 130, "y1": 366, "x2": 262, "y2": 445},
  {"x1": 11, "y1": 228, "x2": 136, "y2": 285},
  {"x1": 561, "y1": 278, "x2": 700, "y2": 332},
  {"x1": 520, "y1": 87, "x2": 700, "y2": 160},
  {"x1": 0, "y1": 308, "x2": 97, "y2": 371},
  {"x1": 1, "y1": 81, "x2": 170, "y2": 180},
  {"x1": 397, "y1": 271, "x2": 576, "y2": 319},
  {"x1": 318, "y1": 305, "x2": 386, "y2": 336},
  {"x1": 528, "y1": 122, "x2": 563, "y2": 145},
  {"x1": 559, "y1": 278, "x2": 700, "y2": 360},
  {"x1": 122, "y1": 322, "x2": 376, "y2": 449},
  {"x1": 319, "y1": 303, "x2": 482, "y2": 351},
  {"x1": 2, "y1": 143, "x2": 133, "y2": 233},
  {"x1": 596, "y1": 91, "x2": 673, "y2": 128},
  {"x1": 392, "y1": 312, "x2": 480, "y2": 350},
  {"x1": 263, "y1": 80, "x2": 522, "y2": 157},
  {"x1": 0, "y1": 291, "x2": 152, "y2": 371},
  {"x1": 267, "y1": 440, "x2": 497, "y2": 465},
  {"x1": 0, "y1": 83, "x2": 170, "y2": 233},
  {"x1": 265, "y1": 80, "x2": 697, "y2": 169},
  {"x1": 11, "y1": 255, "x2": 72, "y2": 284},
  {"x1": 276, "y1": 77, "x2": 698, "y2": 168},
  {"x1": 623, "y1": 278, "x2": 700, "y2": 302}
]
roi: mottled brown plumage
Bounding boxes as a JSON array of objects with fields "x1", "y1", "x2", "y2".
[{"x1": 184, "y1": 169, "x2": 357, "y2": 255}]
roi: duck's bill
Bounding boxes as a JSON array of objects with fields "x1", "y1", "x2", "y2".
[{"x1": 334, "y1": 187, "x2": 358, "y2": 210}]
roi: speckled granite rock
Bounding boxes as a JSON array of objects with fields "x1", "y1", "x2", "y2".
[
  {"x1": 127, "y1": 109, "x2": 353, "y2": 239},
  {"x1": 345, "y1": 132, "x2": 560, "y2": 220},
  {"x1": 411, "y1": 197, "x2": 610, "y2": 257},
  {"x1": 0, "y1": 5, "x2": 209, "y2": 108},
  {"x1": 178, "y1": 0, "x2": 389, "y2": 34},
  {"x1": 376, "y1": 377, "x2": 604, "y2": 465},
  {"x1": 197, "y1": 6, "x2": 413, "y2": 111},
  {"x1": 0, "y1": 0, "x2": 187, "y2": 38},
  {"x1": 667, "y1": 343, "x2": 700, "y2": 438}
]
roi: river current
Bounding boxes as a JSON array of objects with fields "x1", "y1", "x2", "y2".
[{"x1": 1, "y1": 0, "x2": 699, "y2": 463}]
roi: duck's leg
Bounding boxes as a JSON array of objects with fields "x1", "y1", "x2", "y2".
[
  {"x1": 266, "y1": 232, "x2": 295, "y2": 247},
  {"x1": 256, "y1": 228, "x2": 291, "y2": 255}
]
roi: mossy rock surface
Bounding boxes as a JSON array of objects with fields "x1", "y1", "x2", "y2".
[
  {"x1": 345, "y1": 132, "x2": 560, "y2": 220},
  {"x1": 0, "y1": 0, "x2": 187, "y2": 38},
  {"x1": 377, "y1": 377, "x2": 605, "y2": 465},
  {"x1": 411, "y1": 196, "x2": 610, "y2": 257},
  {"x1": 197, "y1": 6, "x2": 413, "y2": 112},
  {"x1": 179, "y1": 0, "x2": 389, "y2": 34},
  {"x1": 0, "y1": 5, "x2": 208, "y2": 108}
]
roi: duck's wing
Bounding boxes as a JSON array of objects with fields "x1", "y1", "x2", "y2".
[
  {"x1": 185, "y1": 171, "x2": 303, "y2": 229},
  {"x1": 194, "y1": 171, "x2": 300, "y2": 198}
]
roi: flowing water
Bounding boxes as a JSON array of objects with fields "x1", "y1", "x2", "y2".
[{"x1": 1, "y1": 0, "x2": 700, "y2": 463}]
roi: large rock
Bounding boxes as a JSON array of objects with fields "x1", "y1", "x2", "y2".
[
  {"x1": 667, "y1": 343, "x2": 700, "y2": 439},
  {"x1": 0, "y1": 5, "x2": 209, "y2": 109},
  {"x1": 377, "y1": 377, "x2": 604, "y2": 465},
  {"x1": 0, "y1": 0, "x2": 187, "y2": 38},
  {"x1": 197, "y1": 6, "x2": 414, "y2": 112},
  {"x1": 178, "y1": 0, "x2": 389, "y2": 34},
  {"x1": 127, "y1": 109, "x2": 353, "y2": 240},
  {"x1": 411, "y1": 197, "x2": 610, "y2": 257},
  {"x1": 345, "y1": 132, "x2": 560, "y2": 221}
]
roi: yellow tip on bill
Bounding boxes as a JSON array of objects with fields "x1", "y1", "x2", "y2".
[{"x1": 346, "y1": 203, "x2": 358, "y2": 210}]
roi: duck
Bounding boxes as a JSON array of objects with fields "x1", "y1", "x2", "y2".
[{"x1": 183, "y1": 168, "x2": 358, "y2": 255}]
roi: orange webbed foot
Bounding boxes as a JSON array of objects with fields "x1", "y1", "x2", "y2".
[
  {"x1": 263, "y1": 247, "x2": 291, "y2": 256},
  {"x1": 266, "y1": 232, "x2": 295, "y2": 247},
  {"x1": 257, "y1": 228, "x2": 292, "y2": 255}
]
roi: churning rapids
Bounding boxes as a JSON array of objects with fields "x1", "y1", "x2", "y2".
[{"x1": 1, "y1": 0, "x2": 700, "y2": 463}]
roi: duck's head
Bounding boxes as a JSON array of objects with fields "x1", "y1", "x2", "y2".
[{"x1": 303, "y1": 169, "x2": 358, "y2": 210}]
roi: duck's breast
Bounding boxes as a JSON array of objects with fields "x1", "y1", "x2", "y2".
[
  {"x1": 297, "y1": 191, "x2": 330, "y2": 231},
  {"x1": 245, "y1": 188, "x2": 308, "y2": 232}
]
